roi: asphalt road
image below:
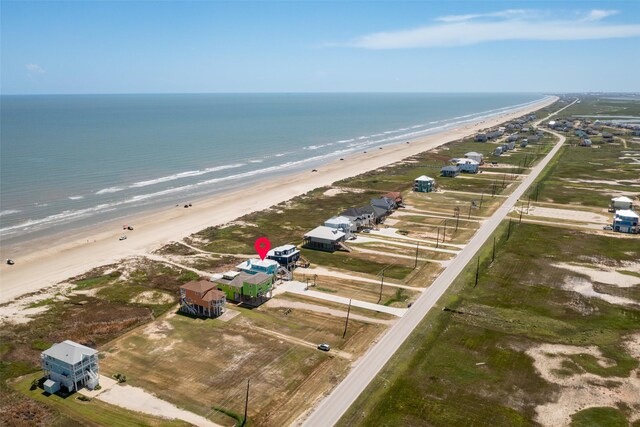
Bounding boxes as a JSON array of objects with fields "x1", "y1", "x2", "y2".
[{"x1": 301, "y1": 103, "x2": 574, "y2": 427}]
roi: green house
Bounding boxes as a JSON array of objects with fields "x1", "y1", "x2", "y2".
[
  {"x1": 212, "y1": 271, "x2": 273, "y2": 307},
  {"x1": 413, "y1": 175, "x2": 435, "y2": 192}
]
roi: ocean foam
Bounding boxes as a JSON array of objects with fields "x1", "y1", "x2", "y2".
[
  {"x1": 95, "y1": 186, "x2": 125, "y2": 195},
  {"x1": 68, "y1": 195, "x2": 84, "y2": 200},
  {"x1": 0, "y1": 209, "x2": 21, "y2": 217},
  {"x1": 130, "y1": 163, "x2": 245, "y2": 188}
]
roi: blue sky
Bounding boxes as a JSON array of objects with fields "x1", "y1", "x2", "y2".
[{"x1": 1, "y1": 1, "x2": 639, "y2": 94}]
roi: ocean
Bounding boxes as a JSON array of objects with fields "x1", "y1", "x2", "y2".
[{"x1": 0, "y1": 93, "x2": 546, "y2": 246}]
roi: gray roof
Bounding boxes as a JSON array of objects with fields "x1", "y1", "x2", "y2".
[
  {"x1": 304, "y1": 225, "x2": 345, "y2": 241},
  {"x1": 42, "y1": 340, "x2": 97, "y2": 365}
]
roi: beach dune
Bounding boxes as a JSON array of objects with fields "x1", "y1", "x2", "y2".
[{"x1": 0, "y1": 96, "x2": 557, "y2": 305}]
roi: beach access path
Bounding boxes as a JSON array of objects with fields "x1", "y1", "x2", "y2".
[
  {"x1": 0, "y1": 96, "x2": 557, "y2": 306},
  {"x1": 299, "y1": 101, "x2": 575, "y2": 427}
]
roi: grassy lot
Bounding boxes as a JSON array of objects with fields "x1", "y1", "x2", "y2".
[
  {"x1": 556, "y1": 96, "x2": 640, "y2": 118},
  {"x1": 10, "y1": 373, "x2": 189, "y2": 427},
  {"x1": 0, "y1": 259, "x2": 203, "y2": 426},
  {"x1": 337, "y1": 222, "x2": 640, "y2": 427},
  {"x1": 100, "y1": 303, "x2": 385, "y2": 427},
  {"x1": 307, "y1": 275, "x2": 420, "y2": 307},
  {"x1": 530, "y1": 142, "x2": 640, "y2": 207}
]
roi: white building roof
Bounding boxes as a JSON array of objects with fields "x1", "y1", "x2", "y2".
[
  {"x1": 236, "y1": 259, "x2": 279, "y2": 270},
  {"x1": 267, "y1": 244, "x2": 298, "y2": 256},
  {"x1": 615, "y1": 209, "x2": 639, "y2": 219},
  {"x1": 456, "y1": 159, "x2": 479, "y2": 165},
  {"x1": 415, "y1": 175, "x2": 435, "y2": 182},
  {"x1": 42, "y1": 340, "x2": 97, "y2": 365},
  {"x1": 612, "y1": 196, "x2": 633, "y2": 203},
  {"x1": 304, "y1": 226, "x2": 345, "y2": 241},
  {"x1": 465, "y1": 152, "x2": 483, "y2": 157},
  {"x1": 324, "y1": 216, "x2": 353, "y2": 226}
]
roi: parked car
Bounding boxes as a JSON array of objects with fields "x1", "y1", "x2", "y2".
[
  {"x1": 119, "y1": 235, "x2": 127, "y2": 241},
  {"x1": 362, "y1": 229, "x2": 370, "y2": 233},
  {"x1": 603, "y1": 225, "x2": 613, "y2": 230},
  {"x1": 317, "y1": 343, "x2": 330, "y2": 352},
  {"x1": 6, "y1": 259, "x2": 15, "y2": 265}
]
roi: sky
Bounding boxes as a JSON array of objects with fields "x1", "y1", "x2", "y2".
[{"x1": 1, "y1": 0, "x2": 639, "y2": 94}]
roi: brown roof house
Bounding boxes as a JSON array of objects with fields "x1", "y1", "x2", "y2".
[
  {"x1": 180, "y1": 280, "x2": 226, "y2": 318},
  {"x1": 382, "y1": 192, "x2": 403, "y2": 206}
]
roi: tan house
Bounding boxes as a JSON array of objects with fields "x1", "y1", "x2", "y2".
[{"x1": 180, "y1": 280, "x2": 226, "y2": 318}]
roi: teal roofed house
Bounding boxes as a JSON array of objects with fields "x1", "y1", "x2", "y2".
[
  {"x1": 236, "y1": 259, "x2": 279, "y2": 276},
  {"x1": 41, "y1": 340, "x2": 99, "y2": 393},
  {"x1": 413, "y1": 175, "x2": 435, "y2": 192}
]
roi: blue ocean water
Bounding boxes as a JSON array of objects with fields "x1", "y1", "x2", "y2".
[{"x1": 0, "y1": 93, "x2": 545, "y2": 245}]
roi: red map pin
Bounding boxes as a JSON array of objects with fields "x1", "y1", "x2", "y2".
[{"x1": 254, "y1": 237, "x2": 271, "y2": 261}]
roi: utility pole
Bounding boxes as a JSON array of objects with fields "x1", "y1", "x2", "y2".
[
  {"x1": 468, "y1": 202, "x2": 473, "y2": 219},
  {"x1": 492, "y1": 236, "x2": 496, "y2": 262},
  {"x1": 519, "y1": 203, "x2": 524, "y2": 223},
  {"x1": 454, "y1": 207, "x2": 460, "y2": 231},
  {"x1": 241, "y1": 379, "x2": 250, "y2": 427},
  {"x1": 535, "y1": 184, "x2": 540, "y2": 202},
  {"x1": 474, "y1": 256, "x2": 480, "y2": 288},
  {"x1": 436, "y1": 227, "x2": 440, "y2": 249},
  {"x1": 479, "y1": 192, "x2": 484, "y2": 209},
  {"x1": 502, "y1": 174, "x2": 506, "y2": 189},
  {"x1": 527, "y1": 196, "x2": 531, "y2": 214},
  {"x1": 443, "y1": 220, "x2": 447, "y2": 243},
  {"x1": 342, "y1": 299, "x2": 352, "y2": 339},
  {"x1": 377, "y1": 270, "x2": 385, "y2": 303},
  {"x1": 507, "y1": 218, "x2": 512, "y2": 240},
  {"x1": 414, "y1": 242, "x2": 419, "y2": 269}
]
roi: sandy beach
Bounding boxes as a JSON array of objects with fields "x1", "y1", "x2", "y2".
[{"x1": 0, "y1": 96, "x2": 557, "y2": 305}]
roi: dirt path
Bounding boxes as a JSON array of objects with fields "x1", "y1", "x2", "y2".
[
  {"x1": 368, "y1": 227, "x2": 465, "y2": 249},
  {"x1": 265, "y1": 298, "x2": 395, "y2": 325},
  {"x1": 252, "y1": 325, "x2": 353, "y2": 360},
  {"x1": 274, "y1": 281, "x2": 408, "y2": 317},
  {"x1": 97, "y1": 384, "x2": 224, "y2": 427},
  {"x1": 395, "y1": 210, "x2": 485, "y2": 222},
  {"x1": 145, "y1": 253, "x2": 212, "y2": 277},
  {"x1": 351, "y1": 246, "x2": 448, "y2": 265},
  {"x1": 302, "y1": 266, "x2": 421, "y2": 291},
  {"x1": 353, "y1": 235, "x2": 460, "y2": 255}
]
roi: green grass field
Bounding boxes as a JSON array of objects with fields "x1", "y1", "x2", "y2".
[{"x1": 337, "y1": 222, "x2": 640, "y2": 427}]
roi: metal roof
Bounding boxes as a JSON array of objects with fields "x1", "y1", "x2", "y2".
[
  {"x1": 615, "y1": 209, "x2": 639, "y2": 219},
  {"x1": 304, "y1": 226, "x2": 346, "y2": 241},
  {"x1": 415, "y1": 175, "x2": 435, "y2": 182},
  {"x1": 42, "y1": 340, "x2": 97, "y2": 365}
]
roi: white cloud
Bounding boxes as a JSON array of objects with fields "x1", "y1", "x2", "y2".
[
  {"x1": 581, "y1": 9, "x2": 619, "y2": 22},
  {"x1": 25, "y1": 63, "x2": 46, "y2": 75},
  {"x1": 435, "y1": 9, "x2": 531, "y2": 23},
  {"x1": 338, "y1": 9, "x2": 639, "y2": 49}
]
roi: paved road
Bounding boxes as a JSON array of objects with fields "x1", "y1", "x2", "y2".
[{"x1": 300, "y1": 101, "x2": 574, "y2": 427}]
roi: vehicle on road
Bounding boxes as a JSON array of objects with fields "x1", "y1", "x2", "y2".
[
  {"x1": 6, "y1": 259, "x2": 15, "y2": 265},
  {"x1": 119, "y1": 235, "x2": 127, "y2": 241},
  {"x1": 317, "y1": 343, "x2": 330, "y2": 352},
  {"x1": 362, "y1": 229, "x2": 370, "y2": 233}
]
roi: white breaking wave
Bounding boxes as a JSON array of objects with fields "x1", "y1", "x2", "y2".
[
  {"x1": 95, "y1": 186, "x2": 125, "y2": 195},
  {"x1": 68, "y1": 195, "x2": 84, "y2": 200},
  {"x1": 130, "y1": 163, "x2": 245, "y2": 188},
  {"x1": 0, "y1": 203, "x2": 120, "y2": 235},
  {"x1": 0, "y1": 209, "x2": 21, "y2": 217}
]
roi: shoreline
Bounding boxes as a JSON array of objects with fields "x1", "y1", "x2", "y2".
[{"x1": 0, "y1": 96, "x2": 557, "y2": 304}]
